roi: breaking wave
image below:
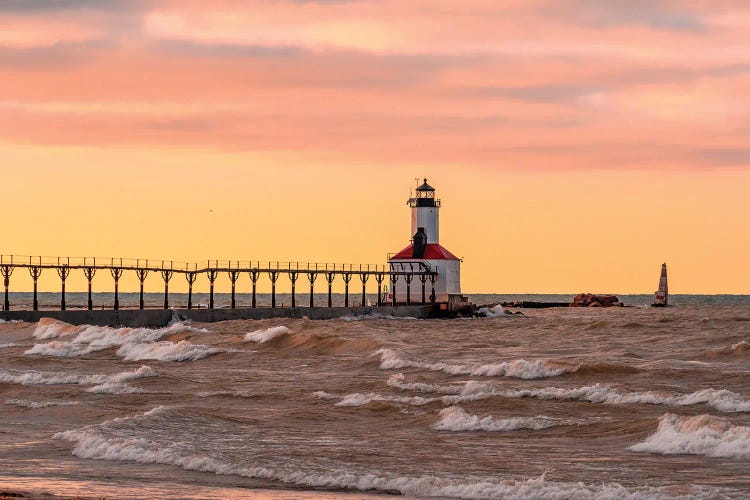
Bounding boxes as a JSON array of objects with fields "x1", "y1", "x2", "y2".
[
  {"x1": 0, "y1": 365, "x2": 156, "y2": 387},
  {"x1": 0, "y1": 342, "x2": 24, "y2": 349},
  {"x1": 375, "y1": 348, "x2": 580, "y2": 379},
  {"x1": 453, "y1": 382, "x2": 750, "y2": 413},
  {"x1": 33, "y1": 318, "x2": 84, "y2": 339},
  {"x1": 312, "y1": 390, "x2": 338, "y2": 400},
  {"x1": 5, "y1": 398, "x2": 79, "y2": 409},
  {"x1": 25, "y1": 320, "x2": 217, "y2": 362},
  {"x1": 334, "y1": 392, "x2": 437, "y2": 407},
  {"x1": 630, "y1": 413, "x2": 750, "y2": 459},
  {"x1": 115, "y1": 340, "x2": 223, "y2": 362},
  {"x1": 433, "y1": 406, "x2": 610, "y2": 432},
  {"x1": 476, "y1": 304, "x2": 508, "y2": 317},
  {"x1": 388, "y1": 376, "x2": 750, "y2": 413},
  {"x1": 53, "y1": 407, "x2": 732, "y2": 499},
  {"x1": 244, "y1": 326, "x2": 290, "y2": 343},
  {"x1": 387, "y1": 373, "x2": 463, "y2": 394}
]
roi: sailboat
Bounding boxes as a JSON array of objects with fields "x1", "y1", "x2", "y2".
[{"x1": 652, "y1": 263, "x2": 669, "y2": 307}]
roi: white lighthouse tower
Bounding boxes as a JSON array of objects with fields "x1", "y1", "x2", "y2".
[{"x1": 388, "y1": 179, "x2": 462, "y2": 304}]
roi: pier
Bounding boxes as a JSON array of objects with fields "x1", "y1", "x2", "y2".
[{"x1": 1, "y1": 255, "x2": 439, "y2": 324}]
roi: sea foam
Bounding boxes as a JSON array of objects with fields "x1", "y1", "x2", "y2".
[
  {"x1": 25, "y1": 320, "x2": 218, "y2": 362},
  {"x1": 33, "y1": 318, "x2": 84, "y2": 339},
  {"x1": 0, "y1": 342, "x2": 24, "y2": 349},
  {"x1": 375, "y1": 348, "x2": 579, "y2": 379},
  {"x1": 630, "y1": 413, "x2": 750, "y2": 459},
  {"x1": 476, "y1": 304, "x2": 508, "y2": 317},
  {"x1": 433, "y1": 406, "x2": 609, "y2": 432},
  {"x1": 115, "y1": 340, "x2": 222, "y2": 362},
  {"x1": 387, "y1": 373, "x2": 463, "y2": 394},
  {"x1": 335, "y1": 392, "x2": 437, "y2": 407},
  {"x1": 0, "y1": 365, "x2": 156, "y2": 387},
  {"x1": 388, "y1": 376, "x2": 750, "y2": 413},
  {"x1": 5, "y1": 398, "x2": 79, "y2": 409}
]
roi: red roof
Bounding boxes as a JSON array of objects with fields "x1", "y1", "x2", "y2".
[{"x1": 390, "y1": 243, "x2": 459, "y2": 260}]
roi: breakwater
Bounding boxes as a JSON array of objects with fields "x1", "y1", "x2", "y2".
[{"x1": 2, "y1": 305, "x2": 432, "y2": 327}]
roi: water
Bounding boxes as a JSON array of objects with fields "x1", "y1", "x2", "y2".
[
  {"x1": 5, "y1": 292, "x2": 750, "y2": 310},
  {"x1": 1, "y1": 299, "x2": 749, "y2": 499}
]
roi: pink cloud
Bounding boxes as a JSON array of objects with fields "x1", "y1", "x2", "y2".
[{"x1": 0, "y1": 0, "x2": 748, "y2": 169}]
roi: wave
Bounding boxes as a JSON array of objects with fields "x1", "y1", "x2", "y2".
[
  {"x1": 243, "y1": 326, "x2": 290, "y2": 343},
  {"x1": 702, "y1": 341, "x2": 749, "y2": 359},
  {"x1": 312, "y1": 391, "x2": 339, "y2": 400},
  {"x1": 86, "y1": 382, "x2": 148, "y2": 394},
  {"x1": 433, "y1": 406, "x2": 610, "y2": 432},
  {"x1": 115, "y1": 340, "x2": 223, "y2": 362},
  {"x1": 5, "y1": 398, "x2": 79, "y2": 408},
  {"x1": 278, "y1": 332, "x2": 380, "y2": 356},
  {"x1": 53, "y1": 407, "x2": 733, "y2": 499},
  {"x1": 0, "y1": 365, "x2": 156, "y2": 387},
  {"x1": 33, "y1": 317, "x2": 84, "y2": 339},
  {"x1": 387, "y1": 373, "x2": 463, "y2": 394},
  {"x1": 196, "y1": 390, "x2": 257, "y2": 398},
  {"x1": 476, "y1": 304, "x2": 508, "y2": 318},
  {"x1": 25, "y1": 320, "x2": 216, "y2": 362},
  {"x1": 453, "y1": 382, "x2": 750, "y2": 413},
  {"x1": 0, "y1": 342, "x2": 24, "y2": 349},
  {"x1": 375, "y1": 348, "x2": 580, "y2": 379},
  {"x1": 334, "y1": 392, "x2": 438, "y2": 407},
  {"x1": 387, "y1": 376, "x2": 750, "y2": 413},
  {"x1": 630, "y1": 413, "x2": 750, "y2": 459}
]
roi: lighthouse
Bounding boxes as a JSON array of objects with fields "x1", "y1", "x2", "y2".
[{"x1": 388, "y1": 179, "x2": 462, "y2": 304}]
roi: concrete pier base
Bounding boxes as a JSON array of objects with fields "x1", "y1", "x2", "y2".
[{"x1": 2, "y1": 305, "x2": 432, "y2": 327}]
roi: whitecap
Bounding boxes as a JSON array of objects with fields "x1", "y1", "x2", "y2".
[
  {"x1": 388, "y1": 376, "x2": 750, "y2": 413},
  {"x1": 387, "y1": 373, "x2": 463, "y2": 394},
  {"x1": 0, "y1": 365, "x2": 156, "y2": 387},
  {"x1": 33, "y1": 318, "x2": 84, "y2": 339},
  {"x1": 244, "y1": 326, "x2": 290, "y2": 343},
  {"x1": 335, "y1": 392, "x2": 437, "y2": 407},
  {"x1": 630, "y1": 413, "x2": 750, "y2": 459},
  {"x1": 5, "y1": 398, "x2": 79, "y2": 409},
  {"x1": 375, "y1": 348, "x2": 579, "y2": 379},
  {"x1": 476, "y1": 304, "x2": 509, "y2": 317},
  {"x1": 0, "y1": 342, "x2": 24, "y2": 349},
  {"x1": 54, "y1": 408, "x2": 734, "y2": 499},
  {"x1": 312, "y1": 391, "x2": 338, "y2": 400},
  {"x1": 25, "y1": 320, "x2": 212, "y2": 362},
  {"x1": 86, "y1": 382, "x2": 147, "y2": 394},
  {"x1": 115, "y1": 340, "x2": 223, "y2": 362},
  {"x1": 433, "y1": 406, "x2": 609, "y2": 432}
]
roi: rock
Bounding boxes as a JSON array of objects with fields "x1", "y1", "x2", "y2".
[{"x1": 570, "y1": 293, "x2": 621, "y2": 308}]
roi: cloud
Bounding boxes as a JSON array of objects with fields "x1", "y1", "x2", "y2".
[
  {"x1": 545, "y1": 0, "x2": 707, "y2": 31},
  {"x1": 0, "y1": 0, "x2": 748, "y2": 170},
  {"x1": 0, "y1": 0, "x2": 134, "y2": 12},
  {"x1": 693, "y1": 148, "x2": 750, "y2": 167}
]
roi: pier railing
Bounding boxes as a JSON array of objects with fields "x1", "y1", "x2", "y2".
[{"x1": 1, "y1": 255, "x2": 437, "y2": 313}]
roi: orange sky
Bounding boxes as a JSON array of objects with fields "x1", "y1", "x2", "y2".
[{"x1": 1, "y1": 0, "x2": 749, "y2": 294}]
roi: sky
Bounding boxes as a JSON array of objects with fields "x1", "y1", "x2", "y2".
[{"x1": 1, "y1": 0, "x2": 749, "y2": 294}]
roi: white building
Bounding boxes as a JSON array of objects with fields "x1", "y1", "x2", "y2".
[{"x1": 388, "y1": 179, "x2": 461, "y2": 304}]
